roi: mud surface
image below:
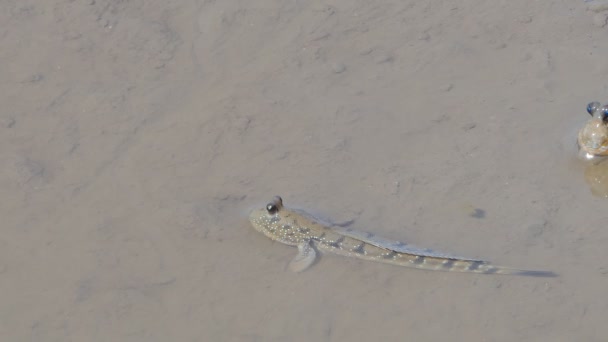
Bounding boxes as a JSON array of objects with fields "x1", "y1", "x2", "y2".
[{"x1": 2, "y1": 1, "x2": 608, "y2": 341}]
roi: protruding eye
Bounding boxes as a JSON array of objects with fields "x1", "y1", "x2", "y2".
[
  {"x1": 601, "y1": 105, "x2": 608, "y2": 122},
  {"x1": 266, "y1": 203, "x2": 279, "y2": 214},
  {"x1": 587, "y1": 102, "x2": 601, "y2": 115},
  {"x1": 265, "y1": 196, "x2": 283, "y2": 214}
]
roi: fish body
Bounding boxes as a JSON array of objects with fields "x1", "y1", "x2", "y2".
[
  {"x1": 248, "y1": 196, "x2": 556, "y2": 277},
  {"x1": 578, "y1": 101, "x2": 608, "y2": 160}
]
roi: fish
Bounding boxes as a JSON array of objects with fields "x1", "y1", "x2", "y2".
[
  {"x1": 578, "y1": 101, "x2": 608, "y2": 160},
  {"x1": 248, "y1": 196, "x2": 556, "y2": 277}
]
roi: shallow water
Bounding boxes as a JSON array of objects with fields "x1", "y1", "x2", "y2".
[{"x1": 2, "y1": 0, "x2": 608, "y2": 341}]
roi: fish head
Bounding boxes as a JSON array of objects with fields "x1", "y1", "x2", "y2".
[
  {"x1": 248, "y1": 196, "x2": 284, "y2": 235},
  {"x1": 578, "y1": 103, "x2": 608, "y2": 158}
]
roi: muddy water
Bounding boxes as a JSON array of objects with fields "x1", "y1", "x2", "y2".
[{"x1": 2, "y1": 0, "x2": 608, "y2": 341}]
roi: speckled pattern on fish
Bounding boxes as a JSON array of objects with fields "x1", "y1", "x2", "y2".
[
  {"x1": 578, "y1": 101, "x2": 608, "y2": 160},
  {"x1": 249, "y1": 196, "x2": 556, "y2": 277}
]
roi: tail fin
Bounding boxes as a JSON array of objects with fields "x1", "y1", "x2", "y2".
[
  {"x1": 394, "y1": 254, "x2": 558, "y2": 277},
  {"x1": 468, "y1": 260, "x2": 557, "y2": 277},
  {"x1": 486, "y1": 265, "x2": 557, "y2": 277}
]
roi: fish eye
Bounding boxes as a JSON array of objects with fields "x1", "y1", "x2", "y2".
[
  {"x1": 265, "y1": 196, "x2": 283, "y2": 214},
  {"x1": 602, "y1": 105, "x2": 608, "y2": 122},
  {"x1": 266, "y1": 203, "x2": 279, "y2": 214},
  {"x1": 587, "y1": 102, "x2": 601, "y2": 115}
]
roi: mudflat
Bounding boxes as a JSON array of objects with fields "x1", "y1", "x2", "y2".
[{"x1": 1, "y1": 1, "x2": 607, "y2": 341}]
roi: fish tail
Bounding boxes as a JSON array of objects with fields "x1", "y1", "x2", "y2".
[
  {"x1": 441, "y1": 259, "x2": 557, "y2": 277},
  {"x1": 394, "y1": 254, "x2": 557, "y2": 277},
  {"x1": 478, "y1": 264, "x2": 557, "y2": 277}
]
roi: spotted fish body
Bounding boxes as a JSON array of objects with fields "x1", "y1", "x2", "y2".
[
  {"x1": 249, "y1": 196, "x2": 556, "y2": 277},
  {"x1": 578, "y1": 101, "x2": 608, "y2": 160}
]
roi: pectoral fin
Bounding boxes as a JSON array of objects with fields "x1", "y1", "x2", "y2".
[{"x1": 289, "y1": 241, "x2": 317, "y2": 272}]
